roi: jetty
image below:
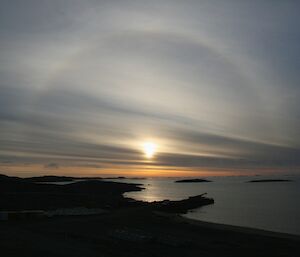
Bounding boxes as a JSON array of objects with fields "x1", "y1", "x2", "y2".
[{"x1": 153, "y1": 193, "x2": 214, "y2": 213}]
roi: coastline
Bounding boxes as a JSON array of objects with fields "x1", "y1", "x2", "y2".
[
  {"x1": 1, "y1": 174, "x2": 299, "y2": 256},
  {"x1": 176, "y1": 213, "x2": 300, "y2": 241}
]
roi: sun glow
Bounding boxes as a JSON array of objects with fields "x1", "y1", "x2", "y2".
[{"x1": 143, "y1": 142, "x2": 157, "y2": 158}]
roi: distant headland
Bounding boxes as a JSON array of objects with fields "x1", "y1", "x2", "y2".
[{"x1": 175, "y1": 178, "x2": 212, "y2": 183}]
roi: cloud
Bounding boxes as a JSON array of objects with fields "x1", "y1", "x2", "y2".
[
  {"x1": 0, "y1": 0, "x2": 300, "y2": 175},
  {"x1": 44, "y1": 163, "x2": 59, "y2": 169}
]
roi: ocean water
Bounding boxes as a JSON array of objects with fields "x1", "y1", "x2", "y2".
[{"x1": 113, "y1": 175, "x2": 300, "y2": 235}]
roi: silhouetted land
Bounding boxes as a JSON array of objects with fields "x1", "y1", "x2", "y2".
[
  {"x1": 175, "y1": 178, "x2": 212, "y2": 183},
  {"x1": 0, "y1": 174, "x2": 299, "y2": 257},
  {"x1": 0, "y1": 174, "x2": 143, "y2": 211},
  {"x1": 24, "y1": 175, "x2": 103, "y2": 183},
  {"x1": 24, "y1": 176, "x2": 76, "y2": 182},
  {"x1": 153, "y1": 194, "x2": 214, "y2": 214},
  {"x1": 22, "y1": 175, "x2": 146, "y2": 183},
  {"x1": 0, "y1": 174, "x2": 212, "y2": 213},
  {"x1": 247, "y1": 179, "x2": 292, "y2": 183}
]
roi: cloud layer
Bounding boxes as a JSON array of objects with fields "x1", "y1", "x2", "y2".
[{"x1": 1, "y1": 0, "x2": 300, "y2": 176}]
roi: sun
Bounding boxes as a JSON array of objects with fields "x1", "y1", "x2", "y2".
[{"x1": 143, "y1": 142, "x2": 157, "y2": 159}]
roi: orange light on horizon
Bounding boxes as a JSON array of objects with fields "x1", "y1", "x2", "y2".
[{"x1": 1, "y1": 161, "x2": 295, "y2": 178}]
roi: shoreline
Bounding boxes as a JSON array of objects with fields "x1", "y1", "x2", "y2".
[
  {"x1": 2, "y1": 173, "x2": 298, "y2": 239},
  {"x1": 1, "y1": 174, "x2": 300, "y2": 256},
  {"x1": 175, "y1": 213, "x2": 300, "y2": 241},
  {"x1": 2, "y1": 207, "x2": 299, "y2": 241},
  {"x1": 1, "y1": 207, "x2": 299, "y2": 257}
]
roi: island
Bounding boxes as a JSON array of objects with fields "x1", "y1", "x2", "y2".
[
  {"x1": 175, "y1": 178, "x2": 212, "y2": 183},
  {"x1": 247, "y1": 179, "x2": 292, "y2": 183}
]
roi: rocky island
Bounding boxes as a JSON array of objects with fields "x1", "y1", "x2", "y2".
[{"x1": 175, "y1": 178, "x2": 212, "y2": 183}]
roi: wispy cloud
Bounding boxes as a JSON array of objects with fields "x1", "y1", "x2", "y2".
[{"x1": 1, "y1": 0, "x2": 299, "y2": 176}]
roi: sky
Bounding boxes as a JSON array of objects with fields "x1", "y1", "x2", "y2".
[{"x1": 0, "y1": 0, "x2": 300, "y2": 177}]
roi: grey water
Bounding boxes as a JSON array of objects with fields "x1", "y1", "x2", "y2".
[{"x1": 115, "y1": 175, "x2": 300, "y2": 235}]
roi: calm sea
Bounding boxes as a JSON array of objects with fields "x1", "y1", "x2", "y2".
[{"x1": 109, "y1": 175, "x2": 300, "y2": 235}]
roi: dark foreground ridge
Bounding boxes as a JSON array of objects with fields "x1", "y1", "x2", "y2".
[
  {"x1": 175, "y1": 178, "x2": 212, "y2": 183},
  {"x1": 247, "y1": 179, "x2": 292, "y2": 183}
]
